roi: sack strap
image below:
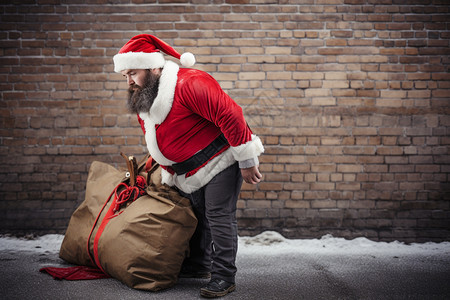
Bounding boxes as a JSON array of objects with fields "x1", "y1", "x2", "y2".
[
  {"x1": 170, "y1": 134, "x2": 228, "y2": 175},
  {"x1": 86, "y1": 187, "x2": 116, "y2": 273}
]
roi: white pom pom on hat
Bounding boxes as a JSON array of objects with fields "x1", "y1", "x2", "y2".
[
  {"x1": 113, "y1": 34, "x2": 196, "y2": 73},
  {"x1": 180, "y1": 52, "x2": 196, "y2": 68}
]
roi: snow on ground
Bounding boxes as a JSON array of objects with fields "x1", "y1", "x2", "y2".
[
  {"x1": 0, "y1": 234, "x2": 64, "y2": 254},
  {"x1": 1, "y1": 231, "x2": 449, "y2": 256},
  {"x1": 238, "y1": 231, "x2": 450, "y2": 256}
]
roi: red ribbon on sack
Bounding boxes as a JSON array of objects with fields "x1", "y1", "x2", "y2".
[{"x1": 112, "y1": 175, "x2": 147, "y2": 213}]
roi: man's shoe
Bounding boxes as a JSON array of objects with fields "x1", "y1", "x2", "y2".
[{"x1": 200, "y1": 278, "x2": 236, "y2": 298}]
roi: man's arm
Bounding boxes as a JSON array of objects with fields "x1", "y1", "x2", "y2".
[{"x1": 182, "y1": 72, "x2": 264, "y2": 171}]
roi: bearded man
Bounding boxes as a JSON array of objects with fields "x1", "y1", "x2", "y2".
[{"x1": 113, "y1": 34, "x2": 264, "y2": 298}]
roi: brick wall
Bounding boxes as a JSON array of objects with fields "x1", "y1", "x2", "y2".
[{"x1": 1, "y1": 0, "x2": 449, "y2": 242}]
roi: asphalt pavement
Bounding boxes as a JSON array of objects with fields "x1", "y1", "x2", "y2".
[{"x1": 1, "y1": 245, "x2": 449, "y2": 300}]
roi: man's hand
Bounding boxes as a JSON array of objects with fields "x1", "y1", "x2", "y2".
[{"x1": 241, "y1": 166, "x2": 262, "y2": 184}]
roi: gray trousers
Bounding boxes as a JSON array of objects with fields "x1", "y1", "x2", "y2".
[{"x1": 180, "y1": 162, "x2": 243, "y2": 283}]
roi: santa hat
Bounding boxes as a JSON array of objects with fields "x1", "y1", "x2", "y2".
[{"x1": 113, "y1": 34, "x2": 195, "y2": 73}]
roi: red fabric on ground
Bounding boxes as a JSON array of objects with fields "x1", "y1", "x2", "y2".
[{"x1": 40, "y1": 266, "x2": 110, "y2": 280}]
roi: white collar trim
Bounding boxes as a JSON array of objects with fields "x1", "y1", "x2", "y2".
[
  {"x1": 138, "y1": 113, "x2": 175, "y2": 166},
  {"x1": 138, "y1": 60, "x2": 179, "y2": 166},
  {"x1": 148, "y1": 60, "x2": 179, "y2": 124}
]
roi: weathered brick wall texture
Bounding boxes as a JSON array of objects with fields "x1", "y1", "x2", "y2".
[{"x1": 1, "y1": 0, "x2": 449, "y2": 242}]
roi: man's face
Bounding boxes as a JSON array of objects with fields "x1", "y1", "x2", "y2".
[
  {"x1": 121, "y1": 69, "x2": 148, "y2": 88},
  {"x1": 121, "y1": 69, "x2": 161, "y2": 114}
]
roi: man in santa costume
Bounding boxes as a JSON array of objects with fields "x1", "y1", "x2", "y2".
[{"x1": 113, "y1": 34, "x2": 264, "y2": 298}]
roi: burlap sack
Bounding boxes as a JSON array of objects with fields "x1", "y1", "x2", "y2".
[
  {"x1": 59, "y1": 161, "x2": 122, "y2": 267},
  {"x1": 59, "y1": 157, "x2": 197, "y2": 291}
]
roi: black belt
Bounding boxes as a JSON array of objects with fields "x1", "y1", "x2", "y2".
[{"x1": 171, "y1": 134, "x2": 228, "y2": 175}]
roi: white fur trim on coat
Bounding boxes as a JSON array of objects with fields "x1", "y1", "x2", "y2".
[
  {"x1": 162, "y1": 148, "x2": 237, "y2": 194},
  {"x1": 149, "y1": 61, "x2": 179, "y2": 124},
  {"x1": 138, "y1": 60, "x2": 180, "y2": 166},
  {"x1": 113, "y1": 52, "x2": 165, "y2": 73},
  {"x1": 139, "y1": 112, "x2": 175, "y2": 166},
  {"x1": 230, "y1": 134, "x2": 264, "y2": 162}
]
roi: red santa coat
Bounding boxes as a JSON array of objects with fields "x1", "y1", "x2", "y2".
[{"x1": 137, "y1": 61, "x2": 264, "y2": 193}]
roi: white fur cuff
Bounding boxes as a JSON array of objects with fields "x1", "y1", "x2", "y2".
[{"x1": 230, "y1": 134, "x2": 264, "y2": 162}]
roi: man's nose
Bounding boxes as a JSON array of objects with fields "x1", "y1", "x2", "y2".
[{"x1": 127, "y1": 76, "x2": 134, "y2": 86}]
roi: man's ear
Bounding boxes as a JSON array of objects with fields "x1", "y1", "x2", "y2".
[{"x1": 150, "y1": 68, "x2": 162, "y2": 75}]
